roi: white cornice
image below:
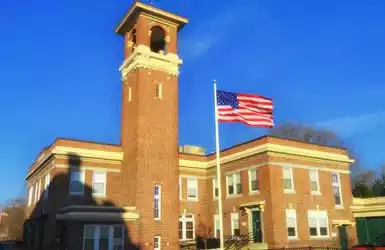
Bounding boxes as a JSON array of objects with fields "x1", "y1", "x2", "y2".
[
  {"x1": 26, "y1": 146, "x2": 123, "y2": 180},
  {"x1": 119, "y1": 45, "x2": 182, "y2": 79},
  {"x1": 179, "y1": 143, "x2": 353, "y2": 170},
  {"x1": 53, "y1": 146, "x2": 123, "y2": 161}
]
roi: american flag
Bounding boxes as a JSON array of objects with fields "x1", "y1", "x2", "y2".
[{"x1": 216, "y1": 90, "x2": 274, "y2": 127}]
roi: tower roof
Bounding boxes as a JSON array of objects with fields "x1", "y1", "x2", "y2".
[{"x1": 115, "y1": 1, "x2": 188, "y2": 35}]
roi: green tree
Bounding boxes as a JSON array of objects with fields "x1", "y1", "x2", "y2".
[{"x1": 352, "y1": 180, "x2": 372, "y2": 197}]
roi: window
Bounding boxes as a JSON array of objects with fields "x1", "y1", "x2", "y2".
[
  {"x1": 308, "y1": 211, "x2": 329, "y2": 238},
  {"x1": 227, "y1": 172, "x2": 242, "y2": 196},
  {"x1": 92, "y1": 171, "x2": 106, "y2": 197},
  {"x1": 179, "y1": 214, "x2": 195, "y2": 240},
  {"x1": 154, "y1": 185, "x2": 161, "y2": 220},
  {"x1": 179, "y1": 176, "x2": 182, "y2": 200},
  {"x1": 248, "y1": 169, "x2": 259, "y2": 193},
  {"x1": 155, "y1": 83, "x2": 162, "y2": 99},
  {"x1": 283, "y1": 167, "x2": 294, "y2": 193},
  {"x1": 28, "y1": 186, "x2": 33, "y2": 206},
  {"x1": 187, "y1": 177, "x2": 198, "y2": 200},
  {"x1": 150, "y1": 26, "x2": 166, "y2": 53},
  {"x1": 231, "y1": 213, "x2": 240, "y2": 236},
  {"x1": 34, "y1": 182, "x2": 38, "y2": 204},
  {"x1": 213, "y1": 178, "x2": 218, "y2": 198},
  {"x1": 128, "y1": 87, "x2": 132, "y2": 102},
  {"x1": 84, "y1": 226, "x2": 95, "y2": 250},
  {"x1": 43, "y1": 173, "x2": 50, "y2": 199},
  {"x1": 286, "y1": 209, "x2": 298, "y2": 239},
  {"x1": 154, "y1": 236, "x2": 161, "y2": 250},
  {"x1": 129, "y1": 29, "x2": 137, "y2": 53},
  {"x1": 214, "y1": 215, "x2": 220, "y2": 238},
  {"x1": 38, "y1": 179, "x2": 42, "y2": 201},
  {"x1": 332, "y1": 173, "x2": 342, "y2": 206},
  {"x1": 83, "y1": 225, "x2": 124, "y2": 250},
  {"x1": 70, "y1": 170, "x2": 84, "y2": 195},
  {"x1": 309, "y1": 169, "x2": 320, "y2": 194}
]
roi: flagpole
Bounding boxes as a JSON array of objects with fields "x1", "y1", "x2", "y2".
[{"x1": 213, "y1": 79, "x2": 225, "y2": 250}]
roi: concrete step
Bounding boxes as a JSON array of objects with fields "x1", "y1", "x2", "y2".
[{"x1": 241, "y1": 242, "x2": 268, "y2": 250}]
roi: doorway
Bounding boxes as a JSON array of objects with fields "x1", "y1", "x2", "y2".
[
  {"x1": 338, "y1": 226, "x2": 348, "y2": 250},
  {"x1": 251, "y1": 210, "x2": 262, "y2": 243}
]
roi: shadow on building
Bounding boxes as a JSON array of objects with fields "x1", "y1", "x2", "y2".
[{"x1": 23, "y1": 153, "x2": 141, "y2": 250}]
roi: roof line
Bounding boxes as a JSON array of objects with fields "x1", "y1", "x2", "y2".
[
  {"x1": 54, "y1": 137, "x2": 120, "y2": 147},
  {"x1": 204, "y1": 135, "x2": 347, "y2": 157}
]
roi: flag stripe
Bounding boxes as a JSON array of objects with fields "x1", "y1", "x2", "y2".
[{"x1": 216, "y1": 90, "x2": 274, "y2": 127}]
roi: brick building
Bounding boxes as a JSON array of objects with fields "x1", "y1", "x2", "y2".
[{"x1": 23, "y1": 1, "x2": 357, "y2": 250}]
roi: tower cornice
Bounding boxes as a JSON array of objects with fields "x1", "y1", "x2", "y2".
[
  {"x1": 119, "y1": 44, "x2": 182, "y2": 80},
  {"x1": 115, "y1": 1, "x2": 188, "y2": 35}
]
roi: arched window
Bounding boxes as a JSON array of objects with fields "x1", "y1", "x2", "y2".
[
  {"x1": 150, "y1": 26, "x2": 166, "y2": 53},
  {"x1": 130, "y1": 29, "x2": 137, "y2": 53}
]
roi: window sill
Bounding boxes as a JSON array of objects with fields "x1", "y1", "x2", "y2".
[
  {"x1": 69, "y1": 193, "x2": 84, "y2": 196},
  {"x1": 179, "y1": 239, "x2": 195, "y2": 242},
  {"x1": 310, "y1": 236, "x2": 331, "y2": 240},
  {"x1": 283, "y1": 190, "x2": 296, "y2": 194},
  {"x1": 187, "y1": 198, "x2": 198, "y2": 202},
  {"x1": 335, "y1": 205, "x2": 344, "y2": 209},
  {"x1": 92, "y1": 194, "x2": 106, "y2": 198},
  {"x1": 288, "y1": 237, "x2": 299, "y2": 240},
  {"x1": 249, "y1": 190, "x2": 260, "y2": 195},
  {"x1": 227, "y1": 194, "x2": 242, "y2": 199},
  {"x1": 311, "y1": 191, "x2": 322, "y2": 196}
]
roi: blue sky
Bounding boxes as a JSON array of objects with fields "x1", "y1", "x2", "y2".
[{"x1": 1, "y1": 0, "x2": 385, "y2": 203}]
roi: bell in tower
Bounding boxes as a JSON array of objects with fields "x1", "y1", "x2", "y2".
[{"x1": 115, "y1": 1, "x2": 188, "y2": 249}]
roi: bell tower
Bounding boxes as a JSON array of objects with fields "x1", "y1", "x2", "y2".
[{"x1": 116, "y1": 1, "x2": 188, "y2": 249}]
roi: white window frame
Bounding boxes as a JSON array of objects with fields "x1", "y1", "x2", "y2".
[
  {"x1": 28, "y1": 186, "x2": 33, "y2": 206},
  {"x1": 248, "y1": 169, "x2": 259, "y2": 193},
  {"x1": 307, "y1": 210, "x2": 329, "y2": 238},
  {"x1": 92, "y1": 171, "x2": 106, "y2": 197},
  {"x1": 179, "y1": 214, "x2": 195, "y2": 241},
  {"x1": 332, "y1": 173, "x2": 343, "y2": 208},
  {"x1": 154, "y1": 236, "x2": 161, "y2": 250},
  {"x1": 226, "y1": 172, "x2": 242, "y2": 197},
  {"x1": 69, "y1": 170, "x2": 85, "y2": 195},
  {"x1": 214, "y1": 214, "x2": 220, "y2": 238},
  {"x1": 154, "y1": 184, "x2": 161, "y2": 220},
  {"x1": 283, "y1": 167, "x2": 295, "y2": 194},
  {"x1": 309, "y1": 169, "x2": 320, "y2": 195},
  {"x1": 186, "y1": 177, "x2": 198, "y2": 201},
  {"x1": 83, "y1": 225, "x2": 124, "y2": 250},
  {"x1": 230, "y1": 213, "x2": 240, "y2": 237},
  {"x1": 285, "y1": 209, "x2": 298, "y2": 239},
  {"x1": 43, "y1": 173, "x2": 50, "y2": 199},
  {"x1": 212, "y1": 178, "x2": 218, "y2": 199},
  {"x1": 179, "y1": 176, "x2": 182, "y2": 200}
]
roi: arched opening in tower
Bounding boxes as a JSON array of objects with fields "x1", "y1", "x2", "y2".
[
  {"x1": 130, "y1": 29, "x2": 137, "y2": 52},
  {"x1": 150, "y1": 26, "x2": 166, "y2": 53}
]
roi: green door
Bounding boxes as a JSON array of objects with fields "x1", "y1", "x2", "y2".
[
  {"x1": 252, "y1": 210, "x2": 262, "y2": 243},
  {"x1": 338, "y1": 226, "x2": 348, "y2": 250}
]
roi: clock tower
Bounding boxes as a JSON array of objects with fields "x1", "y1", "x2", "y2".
[{"x1": 116, "y1": 1, "x2": 188, "y2": 249}]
